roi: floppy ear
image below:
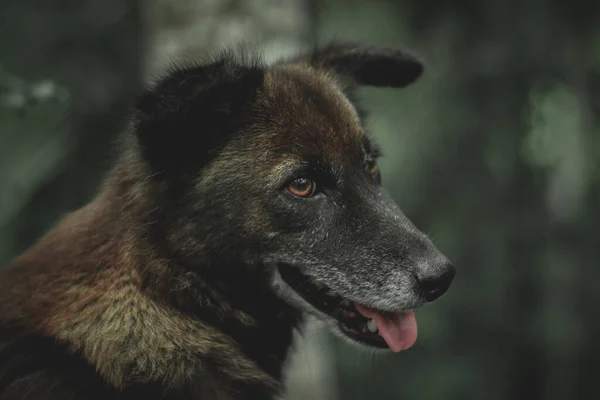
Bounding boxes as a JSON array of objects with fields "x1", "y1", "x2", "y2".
[
  {"x1": 133, "y1": 56, "x2": 264, "y2": 171},
  {"x1": 307, "y1": 42, "x2": 424, "y2": 88}
]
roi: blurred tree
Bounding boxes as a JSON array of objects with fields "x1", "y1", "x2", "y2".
[
  {"x1": 140, "y1": 1, "x2": 336, "y2": 397},
  {"x1": 0, "y1": 0, "x2": 142, "y2": 267}
]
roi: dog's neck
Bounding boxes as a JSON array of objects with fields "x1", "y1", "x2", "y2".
[
  {"x1": 12, "y1": 172, "x2": 302, "y2": 398},
  {"x1": 139, "y1": 245, "x2": 304, "y2": 383}
]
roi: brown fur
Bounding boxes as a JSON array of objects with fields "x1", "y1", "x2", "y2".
[{"x1": 0, "y1": 158, "x2": 275, "y2": 395}]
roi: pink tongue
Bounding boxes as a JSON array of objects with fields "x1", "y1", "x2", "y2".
[{"x1": 354, "y1": 303, "x2": 418, "y2": 352}]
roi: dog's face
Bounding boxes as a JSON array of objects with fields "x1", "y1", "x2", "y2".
[{"x1": 134, "y1": 44, "x2": 455, "y2": 353}]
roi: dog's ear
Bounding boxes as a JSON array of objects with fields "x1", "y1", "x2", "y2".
[
  {"x1": 307, "y1": 42, "x2": 424, "y2": 88},
  {"x1": 133, "y1": 56, "x2": 264, "y2": 171}
]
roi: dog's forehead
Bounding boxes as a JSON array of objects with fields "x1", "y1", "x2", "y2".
[{"x1": 255, "y1": 65, "x2": 367, "y2": 163}]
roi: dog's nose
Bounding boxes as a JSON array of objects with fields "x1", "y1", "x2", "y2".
[{"x1": 416, "y1": 261, "x2": 455, "y2": 302}]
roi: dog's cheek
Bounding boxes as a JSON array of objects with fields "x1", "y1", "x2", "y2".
[{"x1": 243, "y1": 202, "x2": 276, "y2": 239}]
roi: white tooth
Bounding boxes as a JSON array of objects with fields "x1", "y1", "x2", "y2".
[{"x1": 367, "y1": 318, "x2": 377, "y2": 333}]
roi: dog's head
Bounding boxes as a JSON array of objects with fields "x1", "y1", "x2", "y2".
[{"x1": 132, "y1": 43, "x2": 455, "y2": 352}]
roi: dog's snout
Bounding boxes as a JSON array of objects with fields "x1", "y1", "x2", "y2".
[{"x1": 416, "y1": 261, "x2": 455, "y2": 302}]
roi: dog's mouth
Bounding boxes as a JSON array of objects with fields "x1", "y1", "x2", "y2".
[{"x1": 278, "y1": 264, "x2": 417, "y2": 352}]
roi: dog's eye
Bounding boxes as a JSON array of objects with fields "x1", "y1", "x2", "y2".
[
  {"x1": 367, "y1": 158, "x2": 378, "y2": 175},
  {"x1": 287, "y1": 178, "x2": 316, "y2": 198}
]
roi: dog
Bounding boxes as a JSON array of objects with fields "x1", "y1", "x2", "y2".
[{"x1": 0, "y1": 42, "x2": 455, "y2": 400}]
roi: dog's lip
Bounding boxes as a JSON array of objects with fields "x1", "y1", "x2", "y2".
[
  {"x1": 274, "y1": 263, "x2": 410, "y2": 313},
  {"x1": 276, "y1": 263, "x2": 416, "y2": 350}
]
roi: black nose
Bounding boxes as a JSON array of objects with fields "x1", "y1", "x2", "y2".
[{"x1": 416, "y1": 262, "x2": 455, "y2": 302}]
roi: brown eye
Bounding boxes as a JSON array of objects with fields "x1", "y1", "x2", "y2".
[
  {"x1": 287, "y1": 178, "x2": 315, "y2": 198},
  {"x1": 367, "y1": 158, "x2": 378, "y2": 175}
]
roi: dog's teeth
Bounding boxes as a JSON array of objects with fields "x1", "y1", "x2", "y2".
[{"x1": 367, "y1": 318, "x2": 377, "y2": 333}]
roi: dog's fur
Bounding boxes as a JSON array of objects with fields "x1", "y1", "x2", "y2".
[{"x1": 0, "y1": 43, "x2": 454, "y2": 400}]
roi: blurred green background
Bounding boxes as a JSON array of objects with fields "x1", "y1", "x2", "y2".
[{"x1": 1, "y1": 0, "x2": 599, "y2": 399}]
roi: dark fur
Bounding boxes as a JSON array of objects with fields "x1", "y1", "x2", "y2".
[{"x1": 0, "y1": 43, "x2": 451, "y2": 400}]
